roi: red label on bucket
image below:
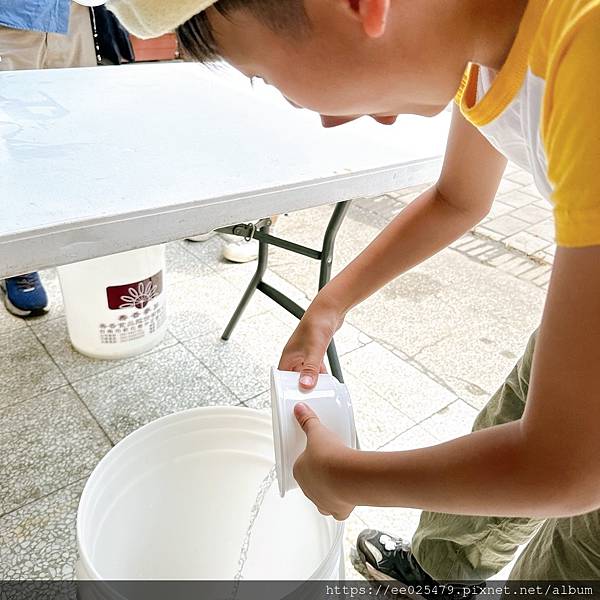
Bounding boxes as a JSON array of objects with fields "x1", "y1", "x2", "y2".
[{"x1": 106, "y1": 271, "x2": 163, "y2": 310}]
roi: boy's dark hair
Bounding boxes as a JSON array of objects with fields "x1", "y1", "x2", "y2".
[{"x1": 176, "y1": 0, "x2": 310, "y2": 63}]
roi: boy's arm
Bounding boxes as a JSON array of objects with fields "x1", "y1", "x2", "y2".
[
  {"x1": 279, "y1": 105, "x2": 507, "y2": 385},
  {"x1": 322, "y1": 104, "x2": 508, "y2": 312},
  {"x1": 295, "y1": 23, "x2": 600, "y2": 520},
  {"x1": 295, "y1": 245, "x2": 600, "y2": 520}
]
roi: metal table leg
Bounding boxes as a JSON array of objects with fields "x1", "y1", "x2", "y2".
[
  {"x1": 221, "y1": 223, "x2": 270, "y2": 341},
  {"x1": 319, "y1": 202, "x2": 351, "y2": 382},
  {"x1": 220, "y1": 201, "x2": 351, "y2": 382}
]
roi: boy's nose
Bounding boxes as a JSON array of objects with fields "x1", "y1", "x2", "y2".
[
  {"x1": 320, "y1": 115, "x2": 361, "y2": 128},
  {"x1": 372, "y1": 115, "x2": 398, "y2": 125},
  {"x1": 320, "y1": 114, "x2": 398, "y2": 128}
]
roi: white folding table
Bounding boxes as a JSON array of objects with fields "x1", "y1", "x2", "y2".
[{"x1": 1, "y1": 62, "x2": 450, "y2": 377}]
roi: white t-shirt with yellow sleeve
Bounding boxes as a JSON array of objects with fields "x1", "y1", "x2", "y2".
[{"x1": 455, "y1": 0, "x2": 600, "y2": 248}]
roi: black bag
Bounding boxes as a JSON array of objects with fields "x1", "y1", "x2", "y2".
[{"x1": 89, "y1": 6, "x2": 135, "y2": 65}]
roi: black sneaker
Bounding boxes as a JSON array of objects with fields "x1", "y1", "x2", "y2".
[{"x1": 352, "y1": 529, "x2": 484, "y2": 600}]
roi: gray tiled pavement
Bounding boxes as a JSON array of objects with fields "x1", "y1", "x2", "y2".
[
  {"x1": 0, "y1": 328, "x2": 67, "y2": 411},
  {"x1": 0, "y1": 387, "x2": 110, "y2": 515},
  {"x1": 1, "y1": 163, "x2": 552, "y2": 581},
  {"x1": 72, "y1": 344, "x2": 240, "y2": 444}
]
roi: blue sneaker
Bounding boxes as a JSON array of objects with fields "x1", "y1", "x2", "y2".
[{"x1": 1, "y1": 272, "x2": 49, "y2": 317}]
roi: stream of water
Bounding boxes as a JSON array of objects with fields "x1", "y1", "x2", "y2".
[{"x1": 230, "y1": 465, "x2": 277, "y2": 599}]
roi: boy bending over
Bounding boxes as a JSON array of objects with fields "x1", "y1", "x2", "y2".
[{"x1": 110, "y1": 0, "x2": 600, "y2": 591}]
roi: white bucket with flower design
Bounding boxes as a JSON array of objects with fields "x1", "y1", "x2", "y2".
[{"x1": 57, "y1": 245, "x2": 167, "y2": 359}]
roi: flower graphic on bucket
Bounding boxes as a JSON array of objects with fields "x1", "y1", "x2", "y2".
[
  {"x1": 106, "y1": 271, "x2": 163, "y2": 311},
  {"x1": 118, "y1": 281, "x2": 159, "y2": 309}
]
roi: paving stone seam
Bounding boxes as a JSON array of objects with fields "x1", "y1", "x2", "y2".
[
  {"x1": 28, "y1": 324, "x2": 121, "y2": 449},
  {"x1": 28, "y1": 319, "x2": 181, "y2": 385},
  {"x1": 341, "y1": 353, "x2": 436, "y2": 430},
  {"x1": 181, "y1": 338, "x2": 264, "y2": 404},
  {"x1": 24, "y1": 313, "x2": 64, "y2": 330},
  {"x1": 375, "y1": 423, "x2": 429, "y2": 451},
  {"x1": 337, "y1": 339, "x2": 374, "y2": 361},
  {"x1": 341, "y1": 333, "x2": 483, "y2": 423},
  {"x1": 67, "y1": 337, "x2": 182, "y2": 385},
  {"x1": 0, "y1": 474, "x2": 89, "y2": 521},
  {"x1": 344, "y1": 331, "x2": 462, "y2": 401},
  {"x1": 167, "y1": 306, "x2": 273, "y2": 345},
  {"x1": 2, "y1": 324, "x2": 69, "y2": 403},
  {"x1": 411, "y1": 332, "x2": 455, "y2": 361},
  {"x1": 0, "y1": 382, "x2": 72, "y2": 414},
  {"x1": 67, "y1": 385, "x2": 115, "y2": 449},
  {"x1": 375, "y1": 398, "x2": 476, "y2": 447},
  {"x1": 240, "y1": 389, "x2": 269, "y2": 406},
  {"x1": 403, "y1": 356, "x2": 462, "y2": 396}
]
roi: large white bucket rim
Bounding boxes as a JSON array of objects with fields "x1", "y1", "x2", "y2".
[{"x1": 77, "y1": 406, "x2": 344, "y2": 582}]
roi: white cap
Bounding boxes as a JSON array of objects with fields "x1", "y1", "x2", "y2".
[{"x1": 106, "y1": 0, "x2": 219, "y2": 39}]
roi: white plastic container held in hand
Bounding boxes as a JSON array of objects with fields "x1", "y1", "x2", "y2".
[
  {"x1": 271, "y1": 367, "x2": 358, "y2": 497},
  {"x1": 57, "y1": 245, "x2": 167, "y2": 360}
]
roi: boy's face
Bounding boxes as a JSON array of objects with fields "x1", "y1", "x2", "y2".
[{"x1": 209, "y1": 0, "x2": 466, "y2": 127}]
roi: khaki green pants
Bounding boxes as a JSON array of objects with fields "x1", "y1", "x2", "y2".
[{"x1": 412, "y1": 330, "x2": 600, "y2": 581}]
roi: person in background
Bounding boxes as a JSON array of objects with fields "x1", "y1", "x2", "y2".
[
  {"x1": 0, "y1": 0, "x2": 97, "y2": 317},
  {"x1": 91, "y1": 3, "x2": 135, "y2": 66}
]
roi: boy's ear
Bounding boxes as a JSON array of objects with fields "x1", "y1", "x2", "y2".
[{"x1": 342, "y1": 0, "x2": 391, "y2": 38}]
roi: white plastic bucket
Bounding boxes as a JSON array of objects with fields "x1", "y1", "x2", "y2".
[
  {"x1": 76, "y1": 407, "x2": 344, "y2": 597},
  {"x1": 57, "y1": 245, "x2": 167, "y2": 359}
]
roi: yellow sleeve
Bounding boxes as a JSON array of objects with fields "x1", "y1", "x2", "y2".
[{"x1": 543, "y1": 10, "x2": 600, "y2": 247}]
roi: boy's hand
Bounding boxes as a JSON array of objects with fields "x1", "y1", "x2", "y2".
[
  {"x1": 278, "y1": 297, "x2": 344, "y2": 389},
  {"x1": 292, "y1": 403, "x2": 356, "y2": 521}
]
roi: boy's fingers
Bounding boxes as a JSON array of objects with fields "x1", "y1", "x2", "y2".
[
  {"x1": 294, "y1": 403, "x2": 320, "y2": 436},
  {"x1": 299, "y1": 357, "x2": 323, "y2": 389},
  {"x1": 299, "y1": 373, "x2": 316, "y2": 388}
]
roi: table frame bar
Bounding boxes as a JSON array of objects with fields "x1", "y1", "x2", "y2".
[{"x1": 218, "y1": 200, "x2": 351, "y2": 382}]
